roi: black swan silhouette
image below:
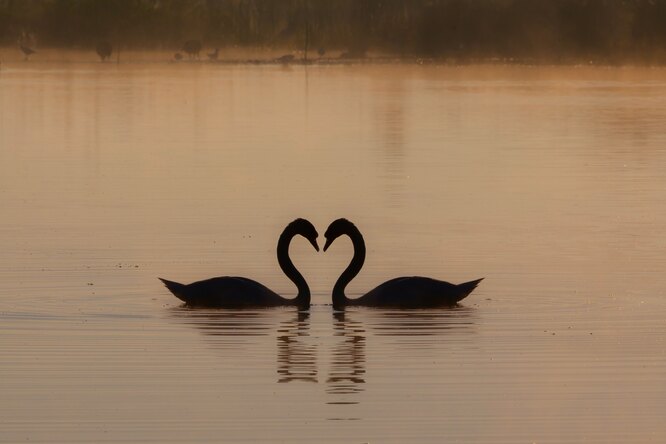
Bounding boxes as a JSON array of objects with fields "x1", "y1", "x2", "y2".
[
  {"x1": 160, "y1": 219, "x2": 319, "y2": 309},
  {"x1": 324, "y1": 218, "x2": 482, "y2": 310}
]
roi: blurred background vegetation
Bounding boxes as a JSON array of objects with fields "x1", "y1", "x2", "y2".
[{"x1": 1, "y1": 0, "x2": 666, "y2": 62}]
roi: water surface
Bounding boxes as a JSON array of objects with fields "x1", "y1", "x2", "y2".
[{"x1": 1, "y1": 61, "x2": 666, "y2": 442}]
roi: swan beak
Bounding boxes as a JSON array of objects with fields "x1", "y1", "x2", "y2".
[
  {"x1": 323, "y1": 237, "x2": 333, "y2": 252},
  {"x1": 309, "y1": 238, "x2": 320, "y2": 252}
]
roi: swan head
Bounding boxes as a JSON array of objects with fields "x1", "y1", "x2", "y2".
[
  {"x1": 288, "y1": 218, "x2": 319, "y2": 252},
  {"x1": 323, "y1": 218, "x2": 357, "y2": 251}
]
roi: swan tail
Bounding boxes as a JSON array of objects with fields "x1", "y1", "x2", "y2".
[
  {"x1": 456, "y1": 278, "x2": 484, "y2": 298},
  {"x1": 159, "y1": 278, "x2": 189, "y2": 302}
]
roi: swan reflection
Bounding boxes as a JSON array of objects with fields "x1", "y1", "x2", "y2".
[
  {"x1": 169, "y1": 307, "x2": 274, "y2": 333},
  {"x1": 170, "y1": 308, "x2": 319, "y2": 383},
  {"x1": 170, "y1": 304, "x2": 475, "y2": 415},
  {"x1": 277, "y1": 311, "x2": 318, "y2": 383},
  {"x1": 326, "y1": 311, "x2": 366, "y2": 402}
]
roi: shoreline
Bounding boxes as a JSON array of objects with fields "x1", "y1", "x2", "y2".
[{"x1": 2, "y1": 46, "x2": 666, "y2": 68}]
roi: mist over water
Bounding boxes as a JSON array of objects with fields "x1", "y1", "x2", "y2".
[{"x1": 1, "y1": 60, "x2": 666, "y2": 442}]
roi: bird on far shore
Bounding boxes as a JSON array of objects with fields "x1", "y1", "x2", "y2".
[
  {"x1": 275, "y1": 54, "x2": 295, "y2": 64},
  {"x1": 19, "y1": 41, "x2": 36, "y2": 61},
  {"x1": 182, "y1": 40, "x2": 202, "y2": 59},
  {"x1": 96, "y1": 41, "x2": 112, "y2": 62}
]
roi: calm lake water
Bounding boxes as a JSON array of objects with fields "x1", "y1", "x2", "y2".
[{"x1": 1, "y1": 60, "x2": 666, "y2": 442}]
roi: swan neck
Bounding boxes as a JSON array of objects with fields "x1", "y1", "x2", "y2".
[
  {"x1": 333, "y1": 227, "x2": 365, "y2": 308},
  {"x1": 277, "y1": 228, "x2": 310, "y2": 308}
]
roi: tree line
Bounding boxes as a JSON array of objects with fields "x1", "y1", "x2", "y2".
[{"x1": 2, "y1": 0, "x2": 666, "y2": 62}]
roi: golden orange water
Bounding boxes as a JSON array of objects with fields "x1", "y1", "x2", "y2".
[{"x1": 1, "y1": 60, "x2": 665, "y2": 442}]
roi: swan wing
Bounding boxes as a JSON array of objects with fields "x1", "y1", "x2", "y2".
[
  {"x1": 359, "y1": 276, "x2": 478, "y2": 307},
  {"x1": 176, "y1": 276, "x2": 283, "y2": 307}
]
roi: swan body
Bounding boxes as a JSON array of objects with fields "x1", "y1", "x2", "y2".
[
  {"x1": 160, "y1": 219, "x2": 319, "y2": 309},
  {"x1": 159, "y1": 276, "x2": 294, "y2": 308},
  {"x1": 324, "y1": 218, "x2": 482, "y2": 310},
  {"x1": 345, "y1": 276, "x2": 483, "y2": 308}
]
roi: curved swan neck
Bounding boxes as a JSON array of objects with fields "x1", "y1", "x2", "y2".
[
  {"x1": 332, "y1": 226, "x2": 366, "y2": 309},
  {"x1": 277, "y1": 226, "x2": 310, "y2": 308}
]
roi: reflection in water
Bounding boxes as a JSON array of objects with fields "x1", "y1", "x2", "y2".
[
  {"x1": 366, "y1": 306, "x2": 476, "y2": 352},
  {"x1": 171, "y1": 306, "x2": 473, "y2": 390},
  {"x1": 326, "y1": 311, "x2": 366, "y2": 404},
  {"x1": 374, "y1": 81, "x2": 406, "y2": 208},
  {"x1": 277, "y1": 311, "x2": 318, "y2": 383},
  {"x1": 369, "y1": 306, "x2": 476, "y2": 336},
  {"x1": 169, "y1": 307, "x2": 274, "y2": 336},
  {"x1": 168, "y1": 307, "x2": 273, "y2": 350},
  {"x1": 170, "y1": 308, "x2": 320, "y2": 383},
  {"x1": 170, "y1": 305, "x2": 475, "y2": 425}
]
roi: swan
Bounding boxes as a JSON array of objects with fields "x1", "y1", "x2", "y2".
[
  {"x1": 323, "y1": 218, "x2": 483, "y2": 310},
  {"x1": 159, "y1": 219, "x2": 319, "y2": 309}
]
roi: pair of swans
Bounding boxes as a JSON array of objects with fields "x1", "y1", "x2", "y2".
[{"x1": 159, "y1": 218, "x2": 483, "y2": 310}]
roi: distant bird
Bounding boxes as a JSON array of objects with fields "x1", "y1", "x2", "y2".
[
  {"x1": 174, "y1": 52, "x2": 183, "y2": 61},
  {"x1": 275, "y1": 54, "x2": 295, "y2": 64},
  {"x1": 207, "y1": 48, "x2": 219, "y2": 61},
  {"x1": 19, "y1": 42, "x2": 36, "y2": 61},
  {"x1": 323, "y1": 218, "x2": 483, "y2": 310},
  {"x1": 95, "y1": 41, "x2": 112, "y2": 62},
  {"x1": 317, "y1": 47, "x2": 326, "y2": 58},
  {"x1": 182, "y1": 40, "x2": 202, "y2": 59}
]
